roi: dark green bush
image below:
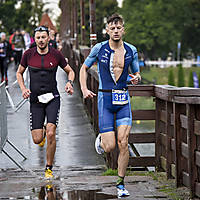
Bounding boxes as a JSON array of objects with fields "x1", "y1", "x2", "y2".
[
  {"x1": 188, "y1": 70, "x2": 194, "y2": 87},
  {"x1": 168, "y1": 68, "x2": 175, "y2": 86},
  {"x1": 177, "y1": 64, "x2": 185, "y2": 87}
]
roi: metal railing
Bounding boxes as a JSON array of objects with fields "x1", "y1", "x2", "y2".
[
  {"x1": 0, "y1": 81, "x2": 26, "y2": 169},
  {"x1": 0, "y1": 81, "x2": 8, "y2": 153},
  {"x1": 5, "y1": 68, "x2": 29, "y2": 112}
]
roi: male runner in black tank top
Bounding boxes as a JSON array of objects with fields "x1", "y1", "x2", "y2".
[{"x1": 16, "y1": 26, "x2": 75, "y2": 179}]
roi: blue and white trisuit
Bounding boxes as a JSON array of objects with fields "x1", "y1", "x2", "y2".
[{"x1": 84, "y1": 40, "x2": 140, "y2": 133}]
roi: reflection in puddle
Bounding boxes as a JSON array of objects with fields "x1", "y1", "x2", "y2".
[
  {"x1": 63, "y1": 189, "x2": 117, "y2": 200},
  {"x1": 38, "y1": 184, "x2": 62, "y2": 199},
  {"x1": 38, "y1": 184, "x2": 117, "y2": 200}
]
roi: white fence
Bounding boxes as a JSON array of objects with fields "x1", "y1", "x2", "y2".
[{"x1": 145, "y1": 60, "x2": 200, "y2": 68}]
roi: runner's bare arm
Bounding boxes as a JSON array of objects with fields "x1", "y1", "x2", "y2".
[
  {"x1": 129, "y1": 72, "x2": 141, "y2": 85},
  {"x1": 63, "y1": 64, "x2": 75, "y2": 95},
  {"x1": 16, "y1": 65, "x2": 31, "y2": 99},
  {"x1": 79, "y1": 63, "x2": 96, "y2": 99}
]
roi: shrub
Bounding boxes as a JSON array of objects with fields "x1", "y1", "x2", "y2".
[
  {"x1": 188, "y1": 70, "x2": 194, "y2": 87},
  {"x1": 168, "y1": 68, "x2": 175, "y2": 86},
  {"x1": 177, "y1": 64, "x2": 185, "y2": 87},
  {"x1": 199, "y1": 72, "x2": 200, "y2": 86}
]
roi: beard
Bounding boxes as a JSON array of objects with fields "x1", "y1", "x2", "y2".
[{"x1": 38, "y1": 43, "x2": 48, "y2": 51}]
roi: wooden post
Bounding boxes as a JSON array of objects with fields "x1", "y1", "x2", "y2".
[
  {"x1": 155, "y1": 98, "x2": 162, "y2": 171},
  {"x1": 174, "y1": 102, "x2": 182, "y2": 187},
  {"x1": 187, "y1": 104, "x2": 197, "y2": 198},
  {"x1": 166, "y1": 101, "x2": 173, "y2": 179}
]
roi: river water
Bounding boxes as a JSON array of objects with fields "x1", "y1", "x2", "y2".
[{"x1": 132, "y1": 120, "x2": 155, "y2": 158}]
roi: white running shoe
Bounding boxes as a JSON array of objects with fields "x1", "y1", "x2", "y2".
[
  {"x1": 128, "y1": 144, "x2": 135, "y2": 157},
  {"x1": 95, "y1": 134, "x2": 104, "y2": 154},
  {"x1": 117, "y1": 184, "x2": 130, "y2": 198}
]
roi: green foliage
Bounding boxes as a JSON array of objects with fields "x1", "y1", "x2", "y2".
[
  {"x1": 199, "y1": 72, "x2": 200, "y2": 87},
  {"x1": 0, "y1": 0, "x2": 17, "y2": 34},
  {"x1": 120, "y1": 0, "x2": 180, "y2": 59},
  {"x1": 120, "y1": 0, "x2": 200, "y2": 59},
  {"x1": 177, "y1": 65, "x2": 185, "y2": 87},
  {"x1": 188, "y1": 70, "x2": 194, "y2": 87},
  {"x1": 15, "y1": 0, "x2": 33, "y2": 32},
  {"x1": 0, "y1": 0, "x2": 44, "y2": 35},
  {"x1": 102, "y1": 168, "x2": 153, "y2": 177},
  {"x1": 141, "y1": 66, "x2": 200, "y2": 86},
  {"x1": 181, "y1": 0, "x2": 200, "y2": 56},
  {"x1": 168, "y1": 68, "x2": 175, "y2": 86},
  {"x1": 130, "y1": 97, "x2": 155, "y2": 110},
  {"x1": 102, "y1": 168, "x2": 118, "y2": 176},
  {"x1": 29, "y1": 0, "x2": 45, "y2": 32}
]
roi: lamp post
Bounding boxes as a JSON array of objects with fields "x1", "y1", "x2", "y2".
[
  {"x1": 89, "y1": 0, "x2": 96, "y2": 47},
  {"x1": 74, "y1": 0, "x2": 78, "y2": 49},
  {"x1": 80, "y1": 0, "x2": 85, "y2": 45}
]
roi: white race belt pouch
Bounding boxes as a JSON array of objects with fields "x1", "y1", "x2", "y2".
[
  {"x1": 38, "y1": 93, "x2": 54, "y2": 104},
  {"x1": 112, "y1": 89, "x2": 128, "y2": 105}
]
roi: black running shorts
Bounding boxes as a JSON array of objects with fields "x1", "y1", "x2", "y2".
[{"x1": 30, "y1": 96, "x2": 60, "y2": 130}]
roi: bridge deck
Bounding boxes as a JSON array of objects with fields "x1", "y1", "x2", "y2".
[{"x1": 0, "y1": 62, "x2": 179, "y2": 199}]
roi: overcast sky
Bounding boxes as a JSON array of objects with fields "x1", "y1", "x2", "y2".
[{"x1": 43, "y1": 0, "x2": 123, "y2": 24}]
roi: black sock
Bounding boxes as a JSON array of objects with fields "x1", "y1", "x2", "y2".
[
  {"x1": 116, "y1": 176, "x2": 124, "y2": 186},
  {"x1": 45, "y1": 165, "x2": 52, "y2": 170}
]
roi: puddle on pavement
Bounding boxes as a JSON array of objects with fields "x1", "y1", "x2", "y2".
[
  {"x1": 37, "y1": 184, "x2": 117, "y2": 200},
  {"x1": 63, "y1": 190, "x2": 117, "y2": 200}
]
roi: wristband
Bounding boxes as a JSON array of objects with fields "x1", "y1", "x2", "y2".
[{"x1": 67, "y1": 80, "x2": 74, "y2": 87}]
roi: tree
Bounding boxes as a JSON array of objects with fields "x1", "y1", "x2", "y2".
[
  {"x1": 168, "y1": 68, "x2": 175, "y2": 86},
  {"x1": 177, "y1": 65, "x2": 185, "y2": 87},
  {"x1": 0, "y1": 0, "x2": 44, "y2": 35},
  {"x1": 181, "y1": 0, "x2": 200, "y2": 57},
  {"x1": 120, "y1": 0, "x2": 200, "y2": 59},
  {"x1": 0, "y1": 0, "x2": 18, "y2": 34},
  {"x1": 15, "y1": 0, "x2": 34, "y2": 32},
  {"x1": 120, "y1": 0, "x2": 181, "y2": 59},
  {"x1": 29, "y1": 0, "x2": 45, "y2": 29}
]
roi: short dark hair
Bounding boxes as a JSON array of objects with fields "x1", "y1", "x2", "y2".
[
  {"x1": 107, "y1": 14, "x2": 124, "y2": 26},
  {"x1": 34, "y1": 26, "x2": 49, "y2": 36}
]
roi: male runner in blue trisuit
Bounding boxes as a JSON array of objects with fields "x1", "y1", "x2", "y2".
[
  {"x1": 79, "y1": 14, "x2": 141, "y2": 198},
  {"x1": 16, "y1": 26, "x2": 75, "y2": 179}
]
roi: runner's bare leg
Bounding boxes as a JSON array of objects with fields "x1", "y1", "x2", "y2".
[
  {"x1": 46, "y1": 123, "x2": 56, "y2": 166},
  {"x1": 117, "y1": 125, "x2": 131, "y2": 177}
]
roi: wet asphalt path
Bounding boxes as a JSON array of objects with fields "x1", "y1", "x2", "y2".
[{"x1": 0, "y1": 62, "x2": 104, "y2": 169}]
